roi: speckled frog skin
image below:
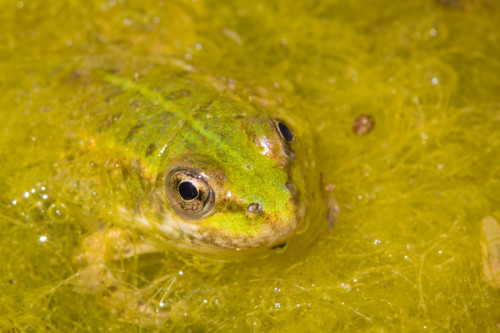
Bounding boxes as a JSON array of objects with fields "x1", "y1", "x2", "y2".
[
  {"x1": 91, "y1": 71, "x2": 310, "y2": 251},
  {"x1": 70, "y1": 63, "x2": 326, "y2": 297},
  {"x1": 67, "y1": 63, "x2": 328, "y2": 302}
]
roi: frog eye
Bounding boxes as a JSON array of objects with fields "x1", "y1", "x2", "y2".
[
  {"x1": 274, "y1": 120, "x2": 295, "y2": 159},
  {"x1": 276, "y1": 121, "x2": 294, "y2": 143},
  {"x1": 166, "y1": 170, "x2": 215, "y2": 219}
]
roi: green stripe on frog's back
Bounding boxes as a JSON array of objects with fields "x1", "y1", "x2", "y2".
[
  {"x1": 102, "y1": 73, "x2": 258, "y2": 171},
  {"x1": 100, "y1": 73, "x2": 292, "y2": 215}
]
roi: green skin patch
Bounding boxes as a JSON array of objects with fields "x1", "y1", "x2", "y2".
[{"x1": 92, "y1": 71, "x2": 311, "y2": 251}]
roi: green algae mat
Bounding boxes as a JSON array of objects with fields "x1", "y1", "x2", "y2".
[{"x1": 1, "y1": 0, "x2": 499, "y2": 331}]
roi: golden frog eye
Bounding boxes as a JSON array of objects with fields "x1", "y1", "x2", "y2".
[{"x1": 166, "y1": 170, "x2": 215, "y2": 219}]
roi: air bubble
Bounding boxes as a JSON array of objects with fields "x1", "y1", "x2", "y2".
[
  {"x1": 48, "y1": 203, "x2": 69, "y2": 223},
  {"x1": 29, "y1": 203, "x2": 46, "y2": 222}
]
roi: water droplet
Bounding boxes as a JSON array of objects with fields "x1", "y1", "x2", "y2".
[{"x1": 247, "y1": 203, "x2": 261, "y2": 215}]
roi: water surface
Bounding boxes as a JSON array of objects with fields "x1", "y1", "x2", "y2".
[{"x1": 1, "y1": 0, "x2": 499, "y2": 331}]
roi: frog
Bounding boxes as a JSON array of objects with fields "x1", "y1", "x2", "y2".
[{"x1": 63, "y1": 62, "x2": 332, "y2": 319}]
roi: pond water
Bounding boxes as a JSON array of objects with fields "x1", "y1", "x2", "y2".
[{"x1": 1, "y1": 0, "x2": 499, "y2": 331}]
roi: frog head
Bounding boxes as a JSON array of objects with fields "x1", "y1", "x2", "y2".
[
  {"x1": 101, "y1": 73, "x2": 319, "y2": 253},
  {"x1": 157, "y1": 115, "x2": 308, "y2": 251}
]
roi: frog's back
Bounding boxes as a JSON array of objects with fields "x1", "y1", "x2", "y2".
[{"x1": 97, "y1": 74, "x2": 255, "y2": 159}]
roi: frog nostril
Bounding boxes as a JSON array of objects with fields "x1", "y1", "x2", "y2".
[{"x1": 247, "y1": 203, "x2": 261, "y2": 215}]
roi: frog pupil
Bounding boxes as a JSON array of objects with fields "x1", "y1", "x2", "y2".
[
  {"x1": 178, "y1": 181, "x2": 198, "y2": 201},
  {"x1": 278, "y1": 122, "x2": 294, "y2": 142}
]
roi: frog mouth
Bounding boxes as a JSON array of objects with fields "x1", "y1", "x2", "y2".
[
  {"x1": 160, "y1": 198, "x2": 307, "y2": 252},
  {"x1": 201, "y1": 189, "x2": 306, "y2": 250}
]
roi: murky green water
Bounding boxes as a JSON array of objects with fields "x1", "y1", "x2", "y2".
[{"x1": 1, "y1": 0, "x2": 499, "y2": 331}]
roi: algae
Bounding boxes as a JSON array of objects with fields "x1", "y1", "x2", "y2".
[{"x1": 1, "y1": 0, "x2": 499, "y2": 331}]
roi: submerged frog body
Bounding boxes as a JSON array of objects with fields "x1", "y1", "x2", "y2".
[
  {"x1": 87, "y1": 72, "x2": 312, "y2": 250},
  {"x1": 66, "y1": 66, "x2": 328, "y2": 308}
]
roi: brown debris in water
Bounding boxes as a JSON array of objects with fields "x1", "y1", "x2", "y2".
[{"x1": 353, "y1": 114, "x2": 375, "y2": 135}]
